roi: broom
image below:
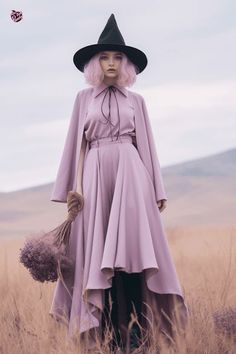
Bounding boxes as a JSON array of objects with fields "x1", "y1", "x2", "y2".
[{"x1": 19, "y1": 191, "x2": 84, "y2": 298}]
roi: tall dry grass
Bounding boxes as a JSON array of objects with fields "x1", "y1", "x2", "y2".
[{"x1": 0, "y1": 225, "x2": 235, "y2": 354}]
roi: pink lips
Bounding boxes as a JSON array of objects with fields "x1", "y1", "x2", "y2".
[{"x1": 108, "y1": 69, "x2": 115, "y2": 72}]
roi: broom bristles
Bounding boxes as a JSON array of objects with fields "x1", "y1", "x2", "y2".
[
  {"x1": 51, "y1": 192, "x2": 81, "y2": 252},
  {"x1": 52, "y1": 219, "x2": 72, "y2": 253}
]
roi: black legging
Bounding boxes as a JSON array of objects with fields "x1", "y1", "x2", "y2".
[{"x1": 101, "y1": 270, "x2": 143, "y2": 347}]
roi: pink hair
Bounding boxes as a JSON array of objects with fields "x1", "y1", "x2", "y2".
[{"x1": 83, "y1": 51, "x2": 139, "y2": 88}]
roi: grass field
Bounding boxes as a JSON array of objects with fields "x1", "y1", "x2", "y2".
[{"x1": 1, "y1": 225, "x2": 235, "y2": 353}]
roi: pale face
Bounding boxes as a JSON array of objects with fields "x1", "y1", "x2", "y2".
[{"x1": 99, "y1": 51, "x2": 123, "y2": 84}]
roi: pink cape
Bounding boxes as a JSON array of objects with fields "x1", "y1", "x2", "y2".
[
  {"x1": 49, "y1": 87, "x2": 189, "y2": 348},
  {"x1": 50, "y1": 88, "x2": 167, "y2": 203}
]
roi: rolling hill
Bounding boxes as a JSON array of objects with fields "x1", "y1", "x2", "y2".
[{"x1": 0, "y1": 147, "x2": 235, "y2": 238}]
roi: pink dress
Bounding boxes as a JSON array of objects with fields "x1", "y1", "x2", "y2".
[
  {"x1": 49, "y1": 82, "x2": 189, "y2": 349},
  {"x1": 83, "y1": 84, "x2": 161, "y2": 275}
]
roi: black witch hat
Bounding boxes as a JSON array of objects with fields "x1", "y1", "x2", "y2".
[{"x1": 73, "y1": 13, "x2": 148, "y2": 74}]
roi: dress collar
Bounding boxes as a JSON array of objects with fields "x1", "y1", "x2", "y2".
[{"x1": 92, "y1": 81, "x2": 128, "y2": 98}]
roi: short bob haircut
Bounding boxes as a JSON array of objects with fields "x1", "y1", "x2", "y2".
[{"x1": 83, "y1": 51, "x2": 139, "y2": 88}]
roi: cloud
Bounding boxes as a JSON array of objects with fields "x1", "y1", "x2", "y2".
[
  {"x1": 138, "y1": 80, "x2": 236, "y2": 166},
  {"x1": 0, "y1": 0, "x2": 235, "y2": 191}
]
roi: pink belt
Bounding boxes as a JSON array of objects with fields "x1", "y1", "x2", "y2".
[{"x1": 89, "y1": 134, "x2": 133, "y2": 149}]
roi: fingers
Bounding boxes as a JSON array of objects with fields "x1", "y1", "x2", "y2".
[
  {"x1": 67, "y1": 191, "x2": 85, "y2": 221},
  {"x1": 157, "y1": 199, "x2": 167, "y2": 212},
  {"x1": 67, "y1": 208, "x2": 79, "y2": 222}
]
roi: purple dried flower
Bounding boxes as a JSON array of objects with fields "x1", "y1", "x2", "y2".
[
  {"x1": 18, "y1": 195, "x2": 81, "y2": 288},
  {"x1": 213, "y1": 307, "x2": 236, "y2": 336},
  {"x1": 19, "y1": 229, "x2": 74, "y2": 283}
]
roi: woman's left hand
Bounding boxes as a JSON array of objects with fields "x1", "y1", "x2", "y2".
[{"x1": 157, "y1": 199, "x2": 167, "y2": 212}]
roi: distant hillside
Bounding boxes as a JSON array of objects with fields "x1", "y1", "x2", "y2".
[
  {"x1": 0, "y1": 147, "x2": 235, "y2": 238},
  {"x1": 160, "y1": 147, "x2": 236, "y2": 227},
  {"x1": 162, "y1": 147, "x2": 236, "y2": 177}
]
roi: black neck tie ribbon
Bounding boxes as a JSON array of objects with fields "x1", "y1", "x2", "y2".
[{"x1": 98, "y1": 85, "x2": 122, "y2": 142}]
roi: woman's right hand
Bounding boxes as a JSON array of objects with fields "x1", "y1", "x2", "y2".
[{"x1": 67, "y1": 190, "x2": 84, "y2": 221}]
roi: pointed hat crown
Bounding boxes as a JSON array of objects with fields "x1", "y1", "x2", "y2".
[
  {"x1": 97, "y1": 13, "x2": 125, "y2": 45},
  {"x1": 73, "y1": 13, "x2": 147, "y2": 74}
]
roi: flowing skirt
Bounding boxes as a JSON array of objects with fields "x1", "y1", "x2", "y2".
[{"x1": 49, "y1": 136, "x2": 189, "y2": 349}]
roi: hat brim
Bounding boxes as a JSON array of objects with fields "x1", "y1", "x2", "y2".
[{"x1": 73, "y1": 44, "x2": 148, "y2": 74}]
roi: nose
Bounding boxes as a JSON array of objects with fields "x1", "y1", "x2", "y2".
[{"x1": 108, "y1": 57, "x2": 115, "y2": 65}]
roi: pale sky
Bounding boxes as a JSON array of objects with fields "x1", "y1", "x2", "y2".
[{"x1": 1, "y1": 0, "x2": 235, "y2": 192}]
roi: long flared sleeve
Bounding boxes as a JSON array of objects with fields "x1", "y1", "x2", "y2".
[
  {"x1": 50, "y1": 92, "x2": 82, "y2": 203},
  {"x1": 133, "y1": 94, "x2": 168, "y2": 203}
]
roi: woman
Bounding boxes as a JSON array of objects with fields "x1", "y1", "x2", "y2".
[{"x1": 49, "y1": 13, "x2": 189, "y2": 353}]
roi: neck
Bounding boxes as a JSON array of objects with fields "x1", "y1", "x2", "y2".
[{"x1": 103, "y1": 78, "x2": 117, "y2": 86}]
